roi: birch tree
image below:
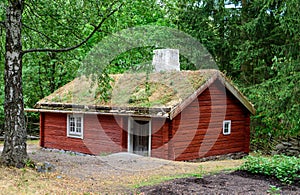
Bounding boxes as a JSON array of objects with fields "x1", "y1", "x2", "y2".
[{"x1": 0, "y1": 0, "x2": 122, "y2": 168}]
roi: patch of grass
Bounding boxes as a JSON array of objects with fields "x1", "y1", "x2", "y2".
[
  {"x1": 267, "y1": 185, "x2": 281, "y2": 195},
  {"x1": 27, "y1": 139, "x2": 39, "y2": 145},
  {"x1": 240, "y1": 154, "x2": 300, "y2": 184},
  {"x1": 133, "y1": 166, "x2": 204, "y2": 189},
  {"x1": 132, "y1": 159, "x2": 244, "y2": 189},
  {"x1": 199, "y1": 159, "x2": 244, "y2": 175},
  {"x1": 98, "y1": 152, "x2": 112, "y2": 156},
  {"x1": 0, "y1": 139, "x2": 39, "y2": 145},
  {"x1": 0, "y1": 166, "x2": 73, "y2": 194}
]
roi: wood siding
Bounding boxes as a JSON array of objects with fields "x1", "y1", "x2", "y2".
[
  {"x1": 41, "y1": 113, "x2": 124, "y2": 155},
  {"x1": 151, "y1": 118, "x2": 169, "y2": 159},
  {"x1": 170, "y1": 79, "x2": 250, "y2": 161}
]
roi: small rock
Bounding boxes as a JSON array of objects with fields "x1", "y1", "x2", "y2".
[
  {"x1": 36, "y1": 162, "x2": 56, "y2": 173},
  {"x1": 286, "y1": 149, "x2": 299, "y2": 156},
  {"x1": 290, "y1": 146, "x2": 300, "y2": 151},
  {"x1": 282, "y1": 142, "x2": 292, "y2": 147},
  {"x1": 275, "y1": 144, "x2": 285, "y2": 150}
]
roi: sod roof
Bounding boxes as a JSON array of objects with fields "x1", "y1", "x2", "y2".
[{"x1": 33, "y1": 69, "x2": 255, "y2": 118}]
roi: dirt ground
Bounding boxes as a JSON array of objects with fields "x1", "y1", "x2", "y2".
[
  {"x1": 138, "y1": 171, "x2": 300, "y2": 195},
  {"x1": 1, "y1": 143, "x2": 299, "y2": 194}
]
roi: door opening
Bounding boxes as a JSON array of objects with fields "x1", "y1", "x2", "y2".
[{"x1": 128, "y1": 118, "x2": 151, "y2": 156}]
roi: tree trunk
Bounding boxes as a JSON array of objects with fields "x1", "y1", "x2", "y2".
[{"x1": 1, "y1": 0, "x2": 28, "y2": 168}]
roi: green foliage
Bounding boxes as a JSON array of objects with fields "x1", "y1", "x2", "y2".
[
  {"x1": 24, "y1": 159, "x2": 35, "y2": 169},
  {"x1": 240, "y1": 155, "x2": 300, "y2": 184},
  {"x1": 108, "y1": 47, "x2": 157, "y2": 74},
  {"x1": 241, "y1": 58, "x2": 300, "y2": 151},
  {"x1": 165, "y1": 0, "x2": 299, "y2": 152},
  {"x1": 0, "y1": 0, "x2": 169, "y2": 134},
  {"x1": 267, "y1": 185, "x2": 281, "y2": 195}
]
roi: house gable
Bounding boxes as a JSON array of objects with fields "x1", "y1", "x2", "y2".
[
  {"x1": 169, "y1": 71, "x2": 255, "y2": 120},
  {"x1": 169, "y1": 79, "x2": 251, "y2": 161}
]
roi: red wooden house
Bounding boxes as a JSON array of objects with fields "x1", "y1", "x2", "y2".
[{"x1": 27, "y1": 50, "x2": 255, "y2": 161}]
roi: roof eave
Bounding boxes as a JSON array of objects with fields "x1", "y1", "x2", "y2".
[
  {"x1": 28, "y1": 103, "x2": 172, "y2": 118},
  {"x1": 218, "y1": 74, "x2": 256, "y2": 115},
  {"x1": 25, "y1": 108, "x2": 169, "y2": 118}
]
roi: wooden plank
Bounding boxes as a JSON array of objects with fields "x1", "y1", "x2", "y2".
[
  {"x1": 175, "y1": 142, "x2": 245, "y2": 155},
  {"x1": 172, "y1": 137, "x2": 245, "y2": 148},
  {"x1": 218, "y1": 75, "x2": 256, "y2": 114},
  {"x1": 169, "y1": 73, "x2": 218, "y2": 119},
  {"x1": 175, "y1": 146, "x2": 245, "y2": 160},
  {"x1": 40, "y1": 113, "x2": 45, "y2": 147}
]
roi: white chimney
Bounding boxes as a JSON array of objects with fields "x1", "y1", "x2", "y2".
[{"x1": 152, "y1": 49, "x2": 180, "y2": 72}]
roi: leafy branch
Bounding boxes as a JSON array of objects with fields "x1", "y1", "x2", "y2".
[
  {"x1": 22, "y1": 23, "x2": 65, "y2": 48},
  {"x1": 22, "y1": 2, "x2": 123, "y2": 55}
]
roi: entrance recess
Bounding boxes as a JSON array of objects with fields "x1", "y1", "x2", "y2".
[{"x1": 128, "y1": 118, "x2": 151, "y2": 156}]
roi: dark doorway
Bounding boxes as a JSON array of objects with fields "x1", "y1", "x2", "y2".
[{"x1": 128, "y1": 119, "x2": 151, "y2": 156}]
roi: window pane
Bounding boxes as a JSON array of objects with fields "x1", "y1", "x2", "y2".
[
  {"x1": 223, "y1": 121, "x2": 231, "y2": 135},
  {"x1": 69, "y1": 116, "x2": 75, "y2": 132},
  {"x1": 70, "y1": 126, "x2": 75, "y2": 132},
  {"x1": 76, "y1": 117, "x2": 81, "y2": 133}
]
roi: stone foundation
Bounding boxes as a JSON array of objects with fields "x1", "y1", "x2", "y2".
[
  {"x1": 187, "y1": 152, "x2": 248, "y2": 162},
  {"x1": 272, "y1": 136, "x2": 300, "y2": 156}
]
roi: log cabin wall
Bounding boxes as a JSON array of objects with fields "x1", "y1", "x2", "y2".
[
  {"x1": 150, "y1": 118, "x2": 170, "y2": 159},
  {"x1": 41, "y1": 112, "x2": 90, "y2": 153},
  {"x1": 41, "y1": 113, "x2": 124, "y2": 155},
  {"x1": 84, "y1": 114, "x2": 124, "y2": 155},
  {"x1": 39, "y1": 112, "x2": 45, "y2": 147},
  {"x1": 171, "y1": 79, "x2": 250, "y2": 161}
]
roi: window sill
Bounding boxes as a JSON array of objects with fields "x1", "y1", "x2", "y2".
[{"x1": 67, "y1": 134, "x2": 83, "y2": 139}]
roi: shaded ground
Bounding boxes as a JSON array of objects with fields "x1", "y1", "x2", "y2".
[{"x1": 138, "y1": 170, "x2": 300, "y2": 195}]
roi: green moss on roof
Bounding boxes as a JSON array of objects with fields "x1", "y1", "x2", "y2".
[{"x1": 37, "y1": 70, "x2": 218, "y2": 108}]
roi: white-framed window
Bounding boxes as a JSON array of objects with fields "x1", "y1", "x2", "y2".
[
  {"x1": 67, "y1": 114, "x2": 84, "y2": 139},
  {"x1": 223, "y1": 120, "x2": 231, "y2": 135}
]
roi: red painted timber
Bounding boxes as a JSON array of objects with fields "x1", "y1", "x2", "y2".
[
  {"x1": 42, "y1": 113, "x2": 124, "y2": 155},
  {"x1": 39, "y1": 112, "x2": 45, "y2": 147},
  {"x1": 169, "y1": 79, "x2": 250, "y2": 161}
]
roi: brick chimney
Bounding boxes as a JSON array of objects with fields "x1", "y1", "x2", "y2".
[{"x1": 152, "y1": 49, "x2": 180, "y2": 72}]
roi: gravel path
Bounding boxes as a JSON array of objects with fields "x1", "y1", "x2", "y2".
[
  {"x1": 26, "y1": 146, "x2": 201, "y2": 193},
  {"x1": 29, "y1": 149, "x2": 189, "y2": 178},
  {"x1": 1, "y1": 144, "x2": 244, "y2": 194}
]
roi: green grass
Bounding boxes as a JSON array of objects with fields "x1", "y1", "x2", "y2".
[
  {"x1": 133, "y1": 168, "x2": 203, "y2": 189},
  {"x1": 132, "y1": 162, "x2": 241, "y2": 189},
  {"x1": 0, "y1": 139, "x2": 39, "y2": 145},
  {"x1": 0, "y1": 139, "x2": 39, "y2": 150}
]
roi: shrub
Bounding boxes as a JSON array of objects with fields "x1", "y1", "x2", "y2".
[{"x1": 240, "y1": 154, "x2": 300, "y2": 184}]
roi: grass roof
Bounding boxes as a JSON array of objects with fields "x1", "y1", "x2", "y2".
[{"x1": 37, "y1": 69, "x2": 218, "y2": 109}]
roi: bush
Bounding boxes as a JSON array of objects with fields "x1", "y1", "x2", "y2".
[{"x1": 240, "y1": 154, "x2": 300, "y2": 184}]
